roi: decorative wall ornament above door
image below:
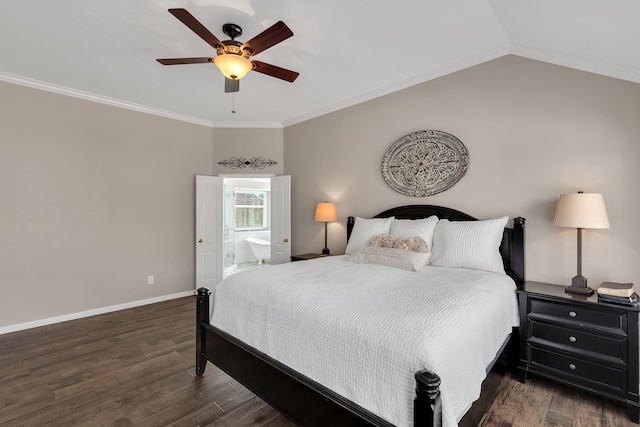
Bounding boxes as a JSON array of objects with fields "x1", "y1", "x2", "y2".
[
  {"x1": 382, "y1": 130, "x2": 469, "y2": 197},
  {"x1": 218, "y1": 157, "x2": 278, "y2": 169}
]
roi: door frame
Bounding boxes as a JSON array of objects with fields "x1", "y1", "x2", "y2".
[
  {"x1": 197, "y1": 174, "x2": 290, "y2": 289},
  {"x1": 218, "y1": 174, "x2": 276, "y2": 178}
]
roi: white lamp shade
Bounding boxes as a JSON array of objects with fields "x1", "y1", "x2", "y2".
[
  {"x1": 213, "y1": 54, "x2": 252, "y2": 80},
  {"x1": 554, "y1": 192, "x2": 610, "y2": 229},
  {"x1": 314, "y1": 202, "x2": 337, "y2": 222}
]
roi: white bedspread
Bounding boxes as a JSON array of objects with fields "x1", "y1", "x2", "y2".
[{"x1": 211, "y1": 256, "x2": 519, "y2": 427}]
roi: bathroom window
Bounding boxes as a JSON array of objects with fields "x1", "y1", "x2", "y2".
[{"x1": 235, "y1": 190, "x2": 268, "y2": 229}]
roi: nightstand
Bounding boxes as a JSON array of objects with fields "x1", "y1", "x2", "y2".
[
  {"x1": 517, "y1": 281, "x2": 640, "y2": 423},
  {"x1": 290, "y1": 253, "x2": 331, "y2": 262}
]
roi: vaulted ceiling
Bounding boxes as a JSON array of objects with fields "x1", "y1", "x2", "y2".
[{"x1": 1, "y1": 0, "x2": 638, "y2": 128}]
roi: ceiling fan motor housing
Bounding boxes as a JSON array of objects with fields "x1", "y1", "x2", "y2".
[
  {"x1": 217, "y1": 24, "x2": 252, "y2": 58},
  {"x1": 217, "y1": 41, "x2": 251, "y2": 58},
  {"x1": 222, "y1": 23, "x2": 242, "y2": 39}
]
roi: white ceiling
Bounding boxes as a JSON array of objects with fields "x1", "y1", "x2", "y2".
[{"x1": 1, "y1": 0, "x2": 638, "y2": 128}]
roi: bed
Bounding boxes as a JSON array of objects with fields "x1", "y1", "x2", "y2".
[{"x1": 196, "y1": 204, "x2": 526, "y2": 426}]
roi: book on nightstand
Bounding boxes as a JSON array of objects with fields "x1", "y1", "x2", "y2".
[
  {"x1": 597, "y1": 281, "x2": 635, "y2": 297},
  {"x1": 598, "y1": 291, "x2": 639, "y2": 307}
]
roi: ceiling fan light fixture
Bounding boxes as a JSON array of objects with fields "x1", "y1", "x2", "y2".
[{"x1": 214, "y1": 54, "x2": 252, "y2": 80}]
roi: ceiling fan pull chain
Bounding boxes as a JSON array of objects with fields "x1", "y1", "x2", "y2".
[{"x1": 232, "y1": 91, "x2": 236, "y2": 114}]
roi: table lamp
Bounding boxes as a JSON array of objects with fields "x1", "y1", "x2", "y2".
[
  {"x1": 315, "y1": 202, "x2": 337, "y2": 255},
  {"x1": 554, "y1": 191, "x2": 609, "y2": 296}
]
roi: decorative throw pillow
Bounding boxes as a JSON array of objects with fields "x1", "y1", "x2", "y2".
[
  {"x1": 345, "y1": 217, "x2": 394, "y2": 255},
  {"x1": 369, "y1": 234, "x2": 395, "y2": 248},
  {"x1": 389, "y1": 216, "x2": 439, "y2": 250},
  {"x1": 349, "y1": 247, "x2": 430, "y2": 272},
  {"x1": 393, "y1": 236, "x2": 429, "y2": 253},
  {"x1": 429, "y1": 216, "x2": 508, "y2": 274}
]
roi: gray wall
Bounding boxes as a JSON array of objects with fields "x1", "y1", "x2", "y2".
[
  {"x1": 284, "y1": 55, "x2": 640, "y2": 288},
  {"x1": 0, "y1": 80, "x2": 282, "y2": 329}
]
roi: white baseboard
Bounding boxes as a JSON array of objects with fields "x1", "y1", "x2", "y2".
[{"x1": 0, "y1": 290, "x2": 196, "y2": 335}]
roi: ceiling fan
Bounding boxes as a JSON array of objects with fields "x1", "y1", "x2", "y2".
[{"x1": 157, "y1": 8, "x2": 299, "y2": 93}]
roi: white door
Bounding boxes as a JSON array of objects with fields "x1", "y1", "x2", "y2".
[
  {"x1": 195, "y1": 175, "x2": 223, "y2": 290},
  {"x1": 270, "y1": 175, "x2": 291, "y2": 264}
]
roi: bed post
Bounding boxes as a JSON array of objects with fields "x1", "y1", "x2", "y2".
[
  {"x1": 512, "y1": 217, "x2": 526, "y2": 286},
  {"x1": 347, "y1": 216, "x2": 355, "y2": 241},
  {"x1": 196, "y1": 287, "x2": 211, "y2": 376},
  {"x1": 414, "y1": 370, "x2": 442, "y2": 427}
]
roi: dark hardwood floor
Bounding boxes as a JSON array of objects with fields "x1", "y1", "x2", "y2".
[{"x1": 0, "y1": 296, "x2": 633, "y2": 426}]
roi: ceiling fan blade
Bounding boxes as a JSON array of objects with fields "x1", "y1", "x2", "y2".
[
  {"x1": 251, "y1": 61, "x2": 299, "y2": 82},
  {"x1": 156, "y1": 57, "x2": 212, "y2": 65},
  {"x1": 168, "y1": 8, "x2": 224, "y2": 50},
  {"x1": 225, "y1": 78, "x2": 240, "y2": 93},
  {"x1": 242, "y1": 21, "x2": 293, "y2": 56}
]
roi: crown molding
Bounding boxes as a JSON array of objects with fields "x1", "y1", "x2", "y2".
[
  {"x1": 4, "y1": 42, "x2": 635, "y2": 131},
  {"x1": 282, "y1": 44, "x2": 512, "y2": 127},
  {"x1": 0, "y1": 71, "x2": 283, "y2": 129},
  {"x1": 510, "y1": 44, "x2": 640, "y2": 85}
]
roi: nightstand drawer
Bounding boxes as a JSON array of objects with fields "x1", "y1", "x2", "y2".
[
  {"x1": 530, "y1": 346, "x2": 626, "y2": 393},
  {"x1": 530, "y1": 321, "x2": 626, "y2": 359},
  {"x1": 530, "y1": 299, "x2": 624, "y2": 330}
]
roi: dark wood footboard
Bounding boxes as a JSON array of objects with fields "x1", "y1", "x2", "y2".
[{"x1": 196, "y1": 288, "x2": 516, "y2": 427}]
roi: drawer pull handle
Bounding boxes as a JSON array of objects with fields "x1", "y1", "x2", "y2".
[
  {"x1": 569, "y1": 336, "x2": 577, "y2": 343},
  {"x1": 569, "y1": 363, "x2": 577, "y2": 370},
  {"x1": 568, "y1": 311, "x2": 577, "y2": 318}
]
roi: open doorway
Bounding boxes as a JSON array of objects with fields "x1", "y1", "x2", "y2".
[
  {"x1": 195, "y1": 174, "x2": 290, "y2": 290},
  {"x1": 223, "y1": 177, "x2": 272, "y2": 278}
]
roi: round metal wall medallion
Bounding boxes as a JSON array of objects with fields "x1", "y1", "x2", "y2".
[{"x1": 382, "y1": 130, "x2": 469, "y2": 197}]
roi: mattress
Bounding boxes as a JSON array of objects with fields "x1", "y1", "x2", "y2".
[{"x1": 211, "y1": 255, "x2": 519, "y2": 427}]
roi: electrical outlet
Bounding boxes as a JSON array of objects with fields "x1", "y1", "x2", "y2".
[{"x1": 147, "y1": 275, "x2": 154, "y2": 285}]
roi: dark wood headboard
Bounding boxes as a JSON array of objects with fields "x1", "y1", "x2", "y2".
[{"x1": 346, "y1": 205, "x2": 526, "y2": 287}]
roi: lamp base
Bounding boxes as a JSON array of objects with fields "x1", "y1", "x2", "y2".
[
  {"x1": 322, "y1": 248, "x2": 330, "y2": 255},
  {"x1": 564, "y1": 275, "x2": 594, "y2": 296},
  {"x1": 564, "y1": 285, "x2": 594, "y2": 296}
]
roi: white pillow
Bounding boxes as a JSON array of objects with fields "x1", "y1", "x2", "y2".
[
  {"x1": 345, "y1": 217, "x2": 394, "y2": 254},
  {"x1": 349, "y1": 247, "x2": 430, "y2": 271},
  {"x1": 389, "y1": 216, "x2": 439, "y2": 251},
  {"x1": 430, "y1": 216, "x2": 508, "y2": 274}
]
